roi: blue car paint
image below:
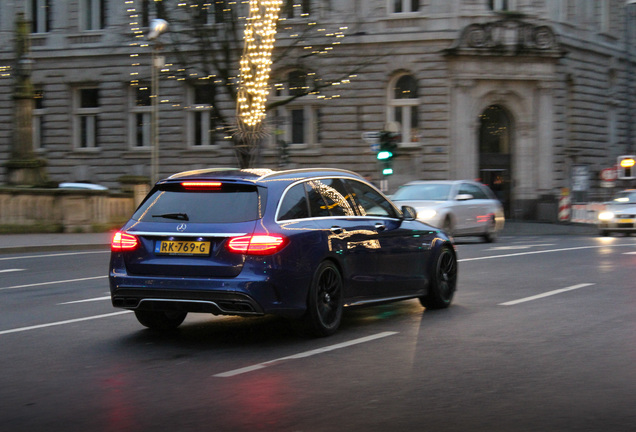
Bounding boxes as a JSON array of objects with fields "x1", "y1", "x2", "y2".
[{"x1": 109, "y1": 168, "x2": 455, "y2": 322}]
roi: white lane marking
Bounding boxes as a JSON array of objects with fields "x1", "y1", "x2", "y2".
[
  {"x1": 0, "y1": 250, "x2": 109, "y2": 262},
  {"x1": 458, "y1": 244, "x2": 635, "y2": 262},
  {"x1": 0, "y1": 275, "x2": 107, "y2": 292},
  {"x1": 487, "y1": 244, "x2": 555, "y2": 251},
  {"x1": 498, "y1": 283, "x2": 595, "y2": 306},
  {"x1": 58, "y1": 296, "x2": 111, "y2": 305},
  {"x1": 0, "y1": 268, "x2": 24, "y2": 274},
  {"x1": 214, "y1": 331, "x2": 399, "y2": 378},
  {"x1": 0, "y1": 311, "x2": 132, "y2": 336},
  {"x1": 625, "y1": 251, "x2": 636, "y2": 255}
]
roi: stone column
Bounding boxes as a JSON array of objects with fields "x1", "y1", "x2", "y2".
[
  {"x1": 450, "y1": 79, "x2": 477, "y2": 179},
  {"x1": 6, "y1": 12, "x2": 47, "y2": 186},
  {"x1": 536, "y1": 82, "x2": 555, "y2": 192}
]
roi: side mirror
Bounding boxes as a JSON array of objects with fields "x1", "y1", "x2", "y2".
[
  {"x1": 455, "y1": 193, "x2": 474, "y2": 201},
  {"x1": 401, "y1": 205, "x2": 417, "y2": 221}
]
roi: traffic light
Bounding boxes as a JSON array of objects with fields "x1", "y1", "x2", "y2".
[
  {"x1": 377, "y1": 131, "x2": 398, "y2": 175},
  {"x1": 617, "y1": 155, "x2": 636, "y2": 179}
]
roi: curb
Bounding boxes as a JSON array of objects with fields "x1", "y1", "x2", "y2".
[{"x1": 0, "y1": 244, "x2": 110, "y2": 255}]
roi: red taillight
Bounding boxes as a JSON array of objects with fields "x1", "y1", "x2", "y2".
[
  {"x1": 111, "y1": 232, "x2": 139, "y2": 252},
  {"x1": 227, "y1": 234, "x2": 288, "y2": 255},
  {"x1": 181, "y1": 181, "x2": 222, "y2": 190}
]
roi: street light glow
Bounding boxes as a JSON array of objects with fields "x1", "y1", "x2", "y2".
[{"x1": 148, "y1": 19, "x2": 168, "y2": 41}]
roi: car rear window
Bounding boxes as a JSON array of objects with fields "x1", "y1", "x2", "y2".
[{"x1": 133, "y1": 183, "x2": 264, "y2": 223}]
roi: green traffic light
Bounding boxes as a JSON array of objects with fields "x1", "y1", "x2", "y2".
[
  {"x1": 382, "y1": 167, "x2": 393, "y2": 175},
  {"x1": 377, "y1": 150, "x2": 393, "y2": 160}
]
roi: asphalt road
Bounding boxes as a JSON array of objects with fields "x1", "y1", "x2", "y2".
[{"x1": 0, "y1": 233, "x2": 635, "y2": 432}]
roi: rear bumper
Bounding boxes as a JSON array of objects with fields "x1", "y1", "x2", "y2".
[
  {"x1": 109, "y1": 272, "x2": 308, "y2": 318},
  {"x1": 111, "y1": 286, "x2": 264, "y2": 316}
]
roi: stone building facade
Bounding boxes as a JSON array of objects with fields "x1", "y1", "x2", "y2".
[{"x1": 0, "y1": 0, "x2": 634, "y2": 220}]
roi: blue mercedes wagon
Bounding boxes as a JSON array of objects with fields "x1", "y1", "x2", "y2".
[{"x1": 109, "y1": 168, "x2": 457, "y2": 336}]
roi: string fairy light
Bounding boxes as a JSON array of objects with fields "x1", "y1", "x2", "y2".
[
  {"x1": 237, "y1": 0, "x2": 283, "y2": 130},
  {"x1": 121, "y1": 0, "x2": 355, "y2": 141}
]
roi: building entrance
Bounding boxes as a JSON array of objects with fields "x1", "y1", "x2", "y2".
[{"x1": 478, "y1": 105, "x2": 512, "y2": 217}]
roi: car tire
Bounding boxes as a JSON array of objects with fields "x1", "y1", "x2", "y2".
[
  {"x1": 301, "y1": 261, "x2": 343, "y2": 337},
  {"x1": 483, "y1": 217, "x2": 498, "y2": 243},
  {"x1": 134, "y1": 310, "x2": 187, "y2": 330},
  {"x1": 599, "y1": 229, "x2": 610, "y2": 237},
  {"x1": 420, "y1": 245, "x2": 457, "y2": 310}
]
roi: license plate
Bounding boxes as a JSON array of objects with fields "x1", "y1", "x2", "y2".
[
  {"x1": 155, "y1": 240, "x2": 211, "y2": 255},
  {"x1": 618, "y1": 219, "x2": 634, "y2": 224}
]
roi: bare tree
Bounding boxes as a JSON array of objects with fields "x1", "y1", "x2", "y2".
[{"x1": 135, "y1": 0, "x2": 377, "y2": 167}]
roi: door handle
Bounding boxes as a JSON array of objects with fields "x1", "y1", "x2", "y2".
[
  {"x1": 375, "y1": 223, "x2": 386, "y2": 232},
  {"x1": 330, "y1": 226, "x2": 344, "y2": 234}
]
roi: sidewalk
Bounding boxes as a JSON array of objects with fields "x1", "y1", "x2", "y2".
[
  {"x1": 0, "y1": 231, "x2": 113, "y2": 254},
  {"x1": 0, "y1": 222, "x2": 598, "y2": 255}
]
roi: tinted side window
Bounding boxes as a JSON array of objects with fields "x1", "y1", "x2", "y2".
[
  {"x1": 459, "y1": 183, "x2": 487, "y2": 199},
  {"x1": 311, "y1": 178, "x2": 357, "y2": 217},
  {"x1": 278, "y1": 183, "x2": 309, "y2": 220},
  {"x1": 307, "y1": 179, "x2": 356, "y2": 216},
  {"x1": 478, "y1": 184, "x2": 496, "y2": 200},
  {"x1": 305, "y1": 181, "x2": 331, "y2": 217},
  {"x1": 346, "y1": 180, "x2": 397, "y2": 218}
]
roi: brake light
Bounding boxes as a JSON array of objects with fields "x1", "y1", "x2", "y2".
[
  {"x1": 227, "y1": 234, "x2": 288, "y2": 255},
  {"x1": 181, "y1": 181, "x2": 222, "y2": 190},
  {"x1": 111, "y1": 232, "x2": 139, "y2": 252}
]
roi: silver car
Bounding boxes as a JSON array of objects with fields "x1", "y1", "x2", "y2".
[
  {"x1": 391, "y1": 180, "x2": 505, "y2": 242},
  {"x1": 598, "y1": 189, "x2": 636, "y2": 236}
]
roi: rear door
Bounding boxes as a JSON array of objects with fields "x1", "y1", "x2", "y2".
[
  {"x1": 457, "y1": 182, "x2": 492, "y2": 234},
  {"x1": 454, "y1": 182, "x2": 482, "y2": 234},
  {"x1": 301, "y1": 178, "x2": 380, "y2": 300}
]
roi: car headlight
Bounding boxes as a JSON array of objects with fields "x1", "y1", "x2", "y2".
[
  {"x1": 417, "y1": 209, "x2": 437, "y2": 220},
  {"x1": 598, "y1": 211, "x2": 614, "y2": 221}
]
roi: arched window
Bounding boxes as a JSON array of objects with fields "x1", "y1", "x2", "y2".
[{"x1": 387, "y1": 74, "x2": 419, "y2": 145}]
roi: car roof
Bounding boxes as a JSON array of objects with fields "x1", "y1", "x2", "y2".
[
  {"x1": 163, "y1": 167, "x2": 363, "y2": 185},
  {"x1": 59, "y1": 182, "x2": 108, "y2": 190},
  {"x1": 401, "y1": 180, "x2": 476, "y2": 186}
]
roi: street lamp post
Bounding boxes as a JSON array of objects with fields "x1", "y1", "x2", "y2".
[
  {"x1": 147, "y1": 19, "x2": 168, "y2": 185},
  {"x1": 626, "y1": 1, "x2": 636, "y2": 154}
]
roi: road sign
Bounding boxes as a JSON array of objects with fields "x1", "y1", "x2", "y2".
[{"x1": 600, "y1": 167, "x2": 617, "y2": 181}]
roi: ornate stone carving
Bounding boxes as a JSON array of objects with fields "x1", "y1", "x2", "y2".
[{"x1": 445, "y1": 18, "x2": 565, "y2": 57}]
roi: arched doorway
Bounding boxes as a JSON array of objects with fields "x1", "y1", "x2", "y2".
[{"x1": 479, "y1": 105, "x2": 512, "y2": 217}]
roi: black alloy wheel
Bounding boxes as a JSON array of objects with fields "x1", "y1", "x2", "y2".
[
  {"x1": 302, "y1": 261, "x2": 343, "y2": 337},
  {"x1": 420, "y1": 245, "x2": 457, "y2": 309},
  {"x1": 134, "y1": 310, "x2": 187, "y2": 330}
]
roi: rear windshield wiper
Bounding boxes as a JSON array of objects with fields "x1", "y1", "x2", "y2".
[{"x1": 151, "y1": 212, "x2": 189, "y2": 221}]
